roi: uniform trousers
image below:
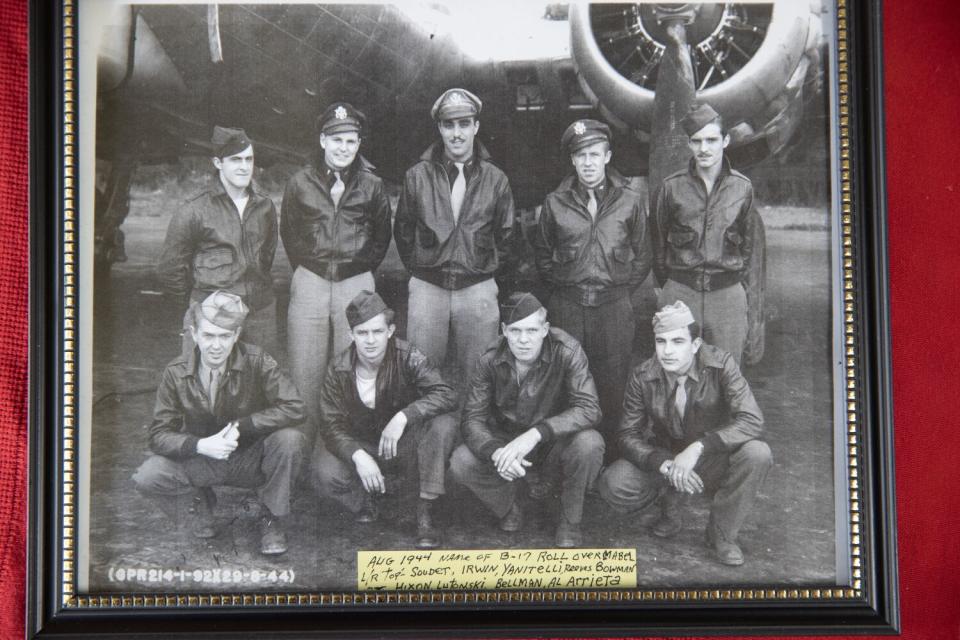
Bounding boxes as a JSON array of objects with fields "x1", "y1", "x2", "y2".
[
  {"x1": 406, "y1": 276, "x2": 499, "y2": 388},
  {"x1": 449, "y1": 429, "x2": 605, "y2": 524},
  {"x1": 597, "y1": 440, "x2": 772, "y2": 542},
  {"x1": 181, "y1": 298, "x2": 279, "y2": 360},
  {"x1": 547, "y1": 294, "x2": 634, "y2": 447},
  {"x1": 287, "y1": 268, "x2": 375, "y2": 434},
  {"x1": 312, "y1": 413, "x2": 459, "y2": 511},
  {"x1": 658, "y1": 279, "x2": 747, "y2": 364},
  {"x1": 132, "y1": 428, "x2": 306, "y2": 518}
]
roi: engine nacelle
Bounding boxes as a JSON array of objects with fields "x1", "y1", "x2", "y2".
[{"x1": 570, "y1": 2, "x2": 822, "y2": 158}]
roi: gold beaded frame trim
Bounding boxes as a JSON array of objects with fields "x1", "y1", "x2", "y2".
[
  {"x1": 58, "y1": 0, "x2": 863, "y2": 609},
  {"x1": 60, "y1": 0, "x2": 79, "y2": 608}
]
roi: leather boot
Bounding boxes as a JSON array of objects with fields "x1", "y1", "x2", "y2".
[
  {"x1": 652, "y1": 490, "x2": 684, "y2": 538},
  {"x1": 707, "y1": 520, "x2": 744, "y2": 566},
  {"x1": 555, "y1": 516, "x2": 582, "y2": 548},
  {"x1": 259, "y1": 515, "x2": 288, "y2": 555},
  {"x1": 499, "y1": 501, "x2": 524, "y2": 532},
  {"x1": 416, "y1": 498, "x2": 441, "y2": 549},
  {"x1": 355, "y1": 493, "x2": 378, "y2": 523}
]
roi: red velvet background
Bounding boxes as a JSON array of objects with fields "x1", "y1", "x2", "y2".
[{"x1": 2, "y1": 0, "x2": 958, "y2": 637}]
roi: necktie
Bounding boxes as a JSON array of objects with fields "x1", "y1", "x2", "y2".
[
  {"x1": 587, "y1": 188, "x2": 598, "y2": 219},
  {"x1": 450, "y1": 162, "x2": 466, "y2": 222},
  {"x1": 208, "y1": 369, "x2": 221, "y2": 412},
  {"x1": 331, "y1": 171, "x2": 345, "y2": 208},
  {"x1": 674, "y1": 375, "x2": 688, "y2": 421}
]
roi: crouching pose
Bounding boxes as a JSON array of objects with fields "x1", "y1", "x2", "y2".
[
  {"x1": 597, "y1": 301, "x2": 772, "y2": 565},
  {"x1": 312, "y1": 290, "x2": 459, "y2": 549},
  {"x1": 450, "y1": 292, "x2": 604, "y2": 548},
  {"x1": 133, "y1": 291, "x2": 307, "y2": 555}
]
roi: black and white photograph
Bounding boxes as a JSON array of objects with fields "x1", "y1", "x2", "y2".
[{"x1": 76, "y1": 0, "x2": 850, "y2": 595}]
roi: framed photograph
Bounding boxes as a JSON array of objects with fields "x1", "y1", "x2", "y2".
[{"x1": 28, "y1": 0, "x2": 898, "y2": 636}]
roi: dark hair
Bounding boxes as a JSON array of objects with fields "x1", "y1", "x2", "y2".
[{"x1": 687, "y1": 321, "x2": 702, "y2": 340}]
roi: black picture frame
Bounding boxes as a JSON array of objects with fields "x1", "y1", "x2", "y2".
[{"x1": 27, "y1": 0, "x2": 898, "y2": 636}]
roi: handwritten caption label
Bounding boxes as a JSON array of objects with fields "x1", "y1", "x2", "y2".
[{"x1": 357, "y1": 549, "x2": 636, "y2": 591}]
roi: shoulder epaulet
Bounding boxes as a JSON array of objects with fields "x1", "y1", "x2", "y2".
[
  {"x1": 663, "y1": 168, "x2": 688, "y2": 183},
  {"x1": 549, "y1": 327, "x2": 581, "y2": 354},
  {"x1": 638, "y1": 355, "x2": 662, "y2": 381},
  {"x1": 698, "y1": 344, "x2": 730, "y2": 368},
  {"x1": 184, "y1": 187, "x2": 210, "y2": 204}
]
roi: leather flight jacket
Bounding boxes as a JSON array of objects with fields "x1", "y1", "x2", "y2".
[
  {"x1": 461, "y1": 328, "x2": 602, "y2": 461},
  {"x1": 615, "y1": 344, "x2": 764, "y2": 472},
  {"x1": 394, "y1": 141, "x2": 517, "y2": 291},
  {"x1": 652, "y1": 158, "x2": 761, "y2": 290},
  {"x1": 533, "y1": 168, "x2": 653, "y2": 307},
  {"x1": 157, "y1": 178, "x2": 278, "y2": 310},
  {"x1": 148, "y1": 343, "x2": 306, "y2": 460},
  {"x1": 280, "y1": 155, "x2": 393, "y2": 282},
  {"x1": 320, "y1": 338, "x2": 459, "y2": 463}
]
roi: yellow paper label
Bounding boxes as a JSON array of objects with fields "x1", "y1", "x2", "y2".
[{"x1": 357, "y1": 549, "x2": 636, "y2": 591}]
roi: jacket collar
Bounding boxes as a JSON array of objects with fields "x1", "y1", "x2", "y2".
[
  {"x1": 557, "y1": 166, "x2": 629, "y2": 194},
  {"x1": 686, "y1": 156, "x2": 733, "y2": 181},
  {"x1": 186, "y1": 342, "x2": 247, "y2": 378},
  {"x1": 640, "y1": 344, "x2": 724, "y2": 382},
  {"x1": 330, "y1": 337, "x2": 399, "y2": 373},
  {"x1": 312, "y1": 154, "x2": 376, "y2": 185},
  {"x1": 420, "y1": 140, "x2": 493, "y2": 164},
  {"x1": 208, "y1": 173, "x2": 262, "y2": 201}
]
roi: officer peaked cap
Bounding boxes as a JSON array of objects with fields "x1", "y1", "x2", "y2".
[
  {"x1": 431, "y1": 88, "x2": 482, "y2": 121},
  {"x1": 316, "y1": 102, "x2": 366, "y2": 136},
  {"x1": 561, "y1": 119, "x2": 611, "y2": 153}
]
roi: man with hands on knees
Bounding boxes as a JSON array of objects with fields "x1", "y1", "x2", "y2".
[
  {"x1": 450, "y1": 292, "x2": 604, "y2": 548},
  {"x1": 597, "y1": 301, "x2": 772, "y2": 566},
  {"x1": 312, "y1": 291, "x2": 459, "y2": 549},
  {"x1": 133, "y1": 291, "x2": 307, "y2": 556}
]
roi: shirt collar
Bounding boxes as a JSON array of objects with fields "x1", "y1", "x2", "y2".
[
  {"x1": 686, "y1": 156, "x2": 733, "y2": 181},
  {"x1": 210, "y1": 174, "x2": 257, "y2": 202},
  {"x1": 422, "y1": 140, "x2": 492, "y2": 164},
  {"x1": 321, "y1": 162, "x2": 355, "y2": 187},
  {"x1": 664, "y1": 359, "x2": 700, "y2": 388},
  {"x1": 575, "y1": 176, "x2": 609, "y2": 202},
  {"x1": 186, "y1": 343, "x2": 245, "y2": 378},
  {"x1": 644, "y1": 350, "x2": 703, "y2": 384}
]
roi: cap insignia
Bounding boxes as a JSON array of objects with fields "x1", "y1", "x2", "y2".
[
  {"x1": 335, "y1": 106, "x2": 348, "y2": 120},
  {"x1": 574, "y1": 121, "x2": 586, "y2": 135}
]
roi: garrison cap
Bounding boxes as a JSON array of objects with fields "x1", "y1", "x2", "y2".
[
  {"x1": 197, "y1": 290, "x2": 249, "y2": 331},
  {"x1": 346, "y1": 290, "x2": 390, "y2": 329},
  {"x1": 211, "y1": 126, "x2": 252, "y2": 158},
  {"x1": 431, "y1": 88, "x2": 482, "y2": 121},
  {"x1": 680, "y1": 103, "x2": 722, "y2": 137},
  {"x1": 652, "y1": 301, "x2": 696, "y2": 335},
  {"x1": 562, "y1": 119, "x2": 611, "y2": 153},
  {"x1": 316, "y1": 102, "x2": 366, "y2": 136},
  {"x1": 500, "y1": 292, "x2": 545, "y2": 326}
]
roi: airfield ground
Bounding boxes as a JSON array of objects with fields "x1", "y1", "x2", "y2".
[{"x1": 87, "y1": 181, "x2": 838, "y2": 592}]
